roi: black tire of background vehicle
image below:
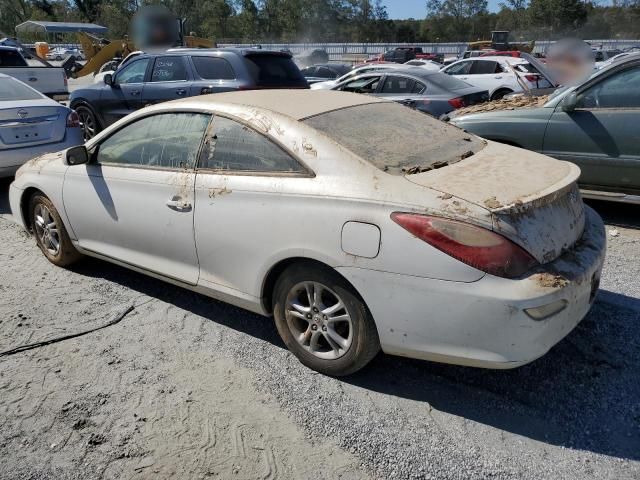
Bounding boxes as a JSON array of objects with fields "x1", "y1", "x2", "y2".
[
  {"x1": 491, "y1": 88, "x2": 513, "y2": 101},
  {"x1": 29, "y1": 193, "x2": 83, "y2": 267},
  {"x1": 273, "y1": 263, "x2": 380, "y2": 376},
  {"x1": 75, "y1": 105, "x2": 99, "y2": 141}
]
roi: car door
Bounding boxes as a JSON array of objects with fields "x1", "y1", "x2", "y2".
[
  {"x1": 376, "y1": 74, "x2": 425, "y2": 105},
  {"x1": 63, "y1": 111, "x2": 212, "y2": 284},
  {"x1": 142, "y1": 56, "x2": 191, "y2": 106},
  {"x1": 188, "y1": 55, "x2": 238, "y2": 95},
  {"x1": 467, "y1": 60, "x2": 508, "y2": 95},
  {"x1": 99, "y1": 57, "x2": 151, "y2": 126},
  {"x1": 542, "y1": 64, "x2": 640, "y2": 194},
  {"x1": 335, "y1": 75, "x2": 382, "y2": 94},
  {"x1": 443, "y1": 60, "x2": 472, "y2": 79},
  {"x1": 193, "y1": 115, "x2": 310, "y2": 295}
]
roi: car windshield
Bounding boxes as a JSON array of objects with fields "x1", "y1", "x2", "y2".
[
  {"x1": 304, "y1": 102, "x2": 485, "y2": 175},
  {"x1": 0, "y1": 77, "x2": 43, "y2": 101},
  {"x1": 244, "y1": 54, "x2": 308, "y2": 87}
]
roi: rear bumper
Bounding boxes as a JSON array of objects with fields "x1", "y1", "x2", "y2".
[
  {"x1": 337, "y1": 206, "x2": 606, "y2": 368},
  {"x1": 0, "y1": 128, "x2": 82, "y2": 178}
]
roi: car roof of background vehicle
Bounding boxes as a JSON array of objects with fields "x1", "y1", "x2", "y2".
[
  {"x1": 470, "y1": 56, "x2": 527, "y2": 65},
  {"x1": 163, "y1": 47, "x2": 293, "y2": 58},
  {"x1": 169, "y1": 89, "x2": 385, "y2": 120}
]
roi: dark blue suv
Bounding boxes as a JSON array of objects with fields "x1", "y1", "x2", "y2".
[{"x1": 70, "y1": 48, "x2": 308, "y2": 139}]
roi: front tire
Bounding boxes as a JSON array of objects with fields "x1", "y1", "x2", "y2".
[
  {"x1": 75, "y1": 105, "x2": 99, "y2": 141},
  {"x1": 273, "y1": 263, "x2": 380, "y2": 376},
  {"x1": 29, "y1": 194, "x2": 82, "y2": 267}
]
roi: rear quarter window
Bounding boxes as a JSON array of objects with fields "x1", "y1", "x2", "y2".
[
  {"x1": 244, "y1": 54, "x2": 308, "y2": 88},
  {"x1": 0, "y1": 49, "x2": 27, "y2": 67},
  {"x1": 304, "y1": 102, "x2": 485, "y2": 175},
  {"x1": 192, "y1": 56, "x2": 235, "y2": 80},
  {"x1": 0, "y1": 77, "x2": 42, "y2": 100}
]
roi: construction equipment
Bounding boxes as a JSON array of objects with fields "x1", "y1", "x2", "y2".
[
  {"x1": 467, "y1": 31, "x2": 534, "y2": 54},
  {"x1": 69, "y1": 7, "x2": 214, "y2": 78}
]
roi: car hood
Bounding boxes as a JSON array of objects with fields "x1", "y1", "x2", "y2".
[
  {"x1": 450, "y1": 106, "x2": 551, "y2": 124},
  {"x1": 405, "y1": 141, "x2": 585, "y2": 264}
]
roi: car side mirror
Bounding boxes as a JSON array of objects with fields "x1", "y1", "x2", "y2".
[
  {"x1": 104, "y1": 73, "x2": 115, "y2": 87},
  {"x1": 65, "y1": 145, "x2": 89, "y2": 166},
  {"x1": 561, "y1": 92, "x2": 578, "y2": 112}
]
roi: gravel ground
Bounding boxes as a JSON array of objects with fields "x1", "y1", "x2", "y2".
[{"x1": 0, "y1": 178, "x2": 639, "y2": 480}]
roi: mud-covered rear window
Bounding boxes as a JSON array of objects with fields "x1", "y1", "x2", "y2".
[{"x1": 304, "y1": 102, "x2": 485, "y2": 175}]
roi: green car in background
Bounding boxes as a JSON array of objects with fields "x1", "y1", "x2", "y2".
[{"x1": 451, "y1": 53, "x2": 640, "y2": 204}]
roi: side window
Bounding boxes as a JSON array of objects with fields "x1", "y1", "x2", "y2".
[
  {"x1": 470, "y1": 60, "x2": 497, "y2": 75},
  {"x1": 445, "y1": 61, "x2": 472, "y2": 75},
  {"x1": 340, "y1": 76, "x2": 380, "y2": 94},
  {"x1": 411, "y1": 81, "x2": 426, "y2": 94},
  {"x1": 115, "y1": 58, "x2": 150, "y2": 84},
  {"x1": 300, "y1": 66, "x2": 316, "y2": 76},
  {"x1": 191, "y1": 56, "x2": 235, "y2": 80},
  {"x1": 201, "y1": 117, "x2": 304, "y2": 173},
  {"x1": 96, "y1": 113, "x2": 210, "y2": 169},
  {"x1": 150, "y1": 56, "x2": 188, "y2": 82},
  {"x1": 577, "y1": 66, "x2": 640, "y2": 108},
  {"x1": 0, "y1": 49, "x2": 28, "y2": 67},
  {"x1": 381, "y1": 76, "x2": 416, "y2": 94}
]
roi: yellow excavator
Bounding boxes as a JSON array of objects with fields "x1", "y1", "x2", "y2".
[
  {"x1": 70, "y1": 7, "x2": 214, "y2": 78},
  {"x1": 467, "y1": 31, "x2": 534, "y2": 54}
]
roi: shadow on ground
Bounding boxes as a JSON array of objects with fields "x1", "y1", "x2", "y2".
[{"x1": 72, "y1": 256, "x2": 640, "y2": 463}]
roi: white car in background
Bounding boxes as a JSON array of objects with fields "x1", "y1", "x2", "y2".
[
  {"x1": 441, "y1": 56, "x2": 552, "y2": 100},
  {"x1": 0, "y1": 73, "x2": 82, "y2": 177},
  {"x1": 310, "y1": 63, "x2": 408, "y2": 90},
  {"x1": 9, "y1": 90, "x2": 605, "y2": 376},
  {"x1": 404, "y1": 59, "x2": 443, "y2": 71}
]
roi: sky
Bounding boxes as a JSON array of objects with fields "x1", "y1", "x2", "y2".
[{"x1": 384, "y1": 0, "x2": 502, "y2": 18}]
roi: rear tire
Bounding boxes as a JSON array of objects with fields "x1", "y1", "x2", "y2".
[
  {"x1": 273, "y1": 263, "x2": 380, "y2": 376},
  {"x1": 29, "y1": 193, "x2": 82, "y2": 267}
]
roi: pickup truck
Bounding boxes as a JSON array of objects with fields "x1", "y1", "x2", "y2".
[{"x1": 0, "y1": 46, "x2": 69, "y2": 101}]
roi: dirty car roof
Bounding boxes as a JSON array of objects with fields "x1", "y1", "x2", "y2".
[{"x1": 169, "y1": 90, "x2": 386, "y2": 120}]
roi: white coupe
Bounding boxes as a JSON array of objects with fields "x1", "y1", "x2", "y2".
[{"x1": 9, "y1": 90, "x2": 606, "y2": 376}]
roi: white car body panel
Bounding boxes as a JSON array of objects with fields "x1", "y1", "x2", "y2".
[
  {"x1": 9, "y1": 90, "x2": 606, "y2": 369},
  {"x1": 441, "y1": 56, "x2": 551, "y2": 98}
]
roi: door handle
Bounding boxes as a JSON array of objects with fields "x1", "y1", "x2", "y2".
[
  {"x1": 175, "y1": 89, "x2": 187, "y2": 96},
  {"x1": 494, "y1": 76, "x2": 503, "y2": 79},
  {"x1": 166, "y1": 197, "x2": 192, "y2": 211},
  {"x1": 28, "y1": 77, "x2": 37, "y2": 82},
  {"x1": 130, "y1": 90, "x2": 141, "y2": 96}
]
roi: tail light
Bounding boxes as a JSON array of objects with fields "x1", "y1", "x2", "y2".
[
  {"x1": 391, "y1": 213, "x2": 538, "y2": 278},
  {"x1": 524, "y1": 74, "x2": 539, "y2": 82},
  {"x1": 448, "y1": 97, "x2": 466, "y2": 109},
  {"x1": 66, "y1": 110, "x2": 80, "y2": 128},
  {"x1": 63, "y1": 72, "x2": 68, "y2": 87}
]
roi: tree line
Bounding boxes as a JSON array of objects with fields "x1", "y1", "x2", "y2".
[{"x1": 1, "y1": 0, "x2": 639, "y2": 44}]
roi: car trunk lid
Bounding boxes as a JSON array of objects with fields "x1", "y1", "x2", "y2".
[
  {"x1": 405, "y1": 141, "x2": 585, "y2": 264},
  {"x1": 0, "y1": 102, "x2": 67, "y2": 150}
]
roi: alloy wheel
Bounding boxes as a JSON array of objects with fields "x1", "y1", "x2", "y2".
[
  {"x1": 33, "y1": 203, "x2": 60, "y2": 256},
  {"x1": 285, "y1": 281, "x2": 353, "y2": 360},
  {"x1": 78, "y1": 108, "x2": 96, "y2": 140}
]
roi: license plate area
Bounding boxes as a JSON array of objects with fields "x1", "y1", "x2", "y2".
[{"x1": 2, "y1": 125, "x2": 43, "y2": 145}]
